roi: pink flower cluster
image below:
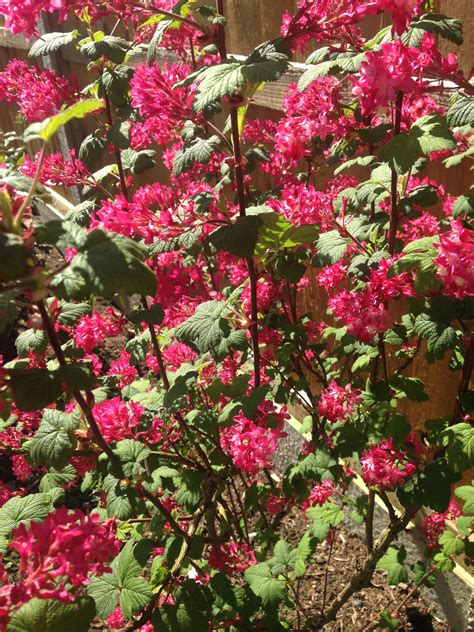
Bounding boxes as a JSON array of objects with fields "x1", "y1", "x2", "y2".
[
  {"x1": 21, "y1": 150, "x2": 89, "y2": 188},
  {"x1": 318, "y1": 381, "x2": 361, "y2": 423},
  {"x1": 351, "y1": 36, "x2": 460, "y2": 116},
  {"x1": 361, "y1": 438, "x2": 416, "y2": 490},
  {"x1": 220, "y1": 402, "x2": 288, "y2": 475},
  {"x1": 208, "y1": 542, "x2": 256, "y2": 575},
  {"x1": 2, "y1": 508, "x2": 119, "y2": 609},
  {"x1": 93, "y1": 397, "x2": 144, "y2": 443},
  {"x1": 281, "y1": 0, "x2": 421, "y2": 52},
  {"x1": 72, "y1": 309, "x2": 125, "y2": 354},
  {"x1": 305, "y1": 480, "x2": 336, "y2": 508},
  {"x1": 130, "y1": 63, "x2": 196, "y2": 147},
  {"x1": 0, "y1": 0, "x2": 74, "y2": 37},
  {"x1": 435, "y1": 220, "x2": 474, "y2": 299},
  {"x1": 0, "y1": 60, "x2": 76, "y2": 122},
  {"x1": 421, "y1": 501, "x2": 461, "y2": 549}
]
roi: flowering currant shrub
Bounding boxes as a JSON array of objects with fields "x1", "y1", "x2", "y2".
[{"x1": 0, "y1": 0, "x2": 473, "y2": 630}]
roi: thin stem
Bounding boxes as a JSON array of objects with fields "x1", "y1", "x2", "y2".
[
  {"x1": 321, "y1": 533, "x2": 336, "y2": 616},
  {"x1": 215, "y1": 0, "x2": 261, "y2": 389},
  {"x1": 388, "y1": 92, "x2": 403, "y2": 254},
  {"x1": 315, "y1": 505, "x2": 420, "y2": 628},
  {"x1": 452, "y1": 334, "x2": 474, "y2": 422},
  {"x1": 103, "y1": 88, "x2": 129, "y2": 201},
  {"x1": 14, "y1": 144, "x2": 46, "y2": 230},
  {"x1": 36, "y1": 300, "x2": 117, "y2": 463},
  {"x1": 137, "y1": 483, "x2": 190, "y2": 540},
  {"x1": 365, "y1": 489, "x2": 375, "y2": 553},
  {"x1": 152, "y1": 8, "x2": 207, "y2": 35}
]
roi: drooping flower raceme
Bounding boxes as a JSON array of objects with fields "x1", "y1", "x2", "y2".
[
  {"x1": 220, "y1": 403, "x2": 288, "y2": 475},
  {"x1": 318, "y1": 381, "x2": 361, "y2": 423},
  {"x1": 7, "y1": 508, "x2": 119, "y2": 605},
  {"x1": 361, "y1": 439, "x2": 416, "y2": 490},
  {"x1": 434, "y1": 220, "x2": 474, "y2": 299}
]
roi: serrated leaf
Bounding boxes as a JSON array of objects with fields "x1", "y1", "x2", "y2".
[
  {"x1": 28, "y1": 410, "x2": 78, "y2": 470},
  {"x1": 16, "y1": 329, "x2": 48, "y2": 358},
  {"x1": 455, "y1": 484, "x2": 474, "y2": 514},
  {"x1": 29, "y1": 31, "x2": 79, "y2": 57},
  {"x1": 39, "y1": 465, "x2": 77, "y2": 493},
  {"x1": 377, "y1": 546, "x2": 408, "y2": 585},
  {"x1": 268, "y1": 540, "x2": 296, "y2": 575},
  {"x1": 316, "y1": 230, "x2": 350, "y2": 264},
  {"x1": 209, "y1": 216, "x2": 262, "y2": 258},
  {"x1": 447, "y1": 96, "x2": 474, "y2": 128},
  {"x1": 114, "y1": 440, "x2": 150, "y2": 478},
  {"x1": 52, "y1": 229, "x2": 156, "y2": 299},
  {"x1": 175, "y1": 299, "x2": 232, "y2": 354},
  {"x1": 7, "y1": 597, "x2": 95, "y2": 632},
  {"x1": 121, "y1": 148, "x2": 156, "y2": 174},
  {"x1": 9, "y1": 368, "x2": 62, "y2": 411},
  {"x1": 298, "y1": 450, "x2": 337, "y2": 481},
  {"x1": 173, "y1": 133, "x2": 221, "y2": 175},
  {"x1": 442, "y1": 423, "x2": 474, "y2": 473},
  {"x1": 0, "y1": 493, "x2": 52, "y2": 538},
  {"x1": 25, "y1": 99, "x2": 104, "y2": 143},
  {"x1": 404, "y1": 14, "x2": 463, "y2": 46},
  {"x1": 293, "y1": 531, "x2": 312, "y2": 578},
  {"x1": 88, "y1": 541, "x2": 152, "y2": 620},
  {"x1": 81, "y1": 35, "x2": 130, "y2": 63},
  {"x1": 439, "y1": 530, "x2": 465, "y2": 557},
  {"x1": 244, "y1": 563, "x2": 286, "y2": 605}
]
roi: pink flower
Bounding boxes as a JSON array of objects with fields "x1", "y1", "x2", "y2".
[
  {"x1": 93, "y1": 397, "x2": 144, "y2": 443},
  {"x1": 328, "y1": 289, "x2": 392, "y2": 343},
  {"x1": 318, "y1": 381, "x2": 361, "y2": 423},
  {"x1": 422, "y1": 501, "x2": 462, "y2": 549},
  {"x1": 72, "y1": 310, "x2": 124, "y2": 353},
  {"x1": 8, "y1": 508, "x2": 120, "y2": 604},
  {"x1": 162, "y1": 342, "x2": 198, "y2": 372},
  {"x1": 21, "y1": 150, "x2": 89, "y2": 187},
  {"x1": 130, "y1": 62, "x2": 196, "y2": 146},
  {"x1": 107, "y1": 351, "x2": 138, "y2": 388},
  {"x1": 305, "y1": 480, "x2": 336, "y2": 508},
  {"x1": 208, "y1": 542, "x2": 256, "y2": 575},
  {"x1": 361, "y1": 438, "x2": 416, "y2": 490},
  {"x1": 220, "y1": 403, "x2": 288, "y2": 475},
  {"x1": 0, "y1": 60, "x2": 76, "y2": 121},
  {"x1": 434, "y1": 220, "x2": 474, "y2": 299},
  {"x1": 107, "y1": 606, "x2": 127, "y2": 630}
]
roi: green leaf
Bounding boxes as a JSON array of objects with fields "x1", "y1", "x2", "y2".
[
  {"x1": 320, "y1": 502, "x2": 344, "y2": 528},
  {"x1": 107, "y1": 119, "x2": 131, "y2": 149},
  {"x1": 0, "y1": 493, "x2": 52, "y2": 538},
  {"x1": 293, "y1": 531, "x2": 312, "y2": 579},
  {"x1": 447, "y1": 96, "x2": 474, "y2": 128},
  {"x1": 244, "y1": 563, "x2": 286, "y2": 605},
  {"x1": 102, "y1": 66, "x2": 134, "y2": 108},
  {"x1": 57, "y1": 302, "x2": 91, "y2": 325},
  {"x1": 316, "y1": 230, "x2": 350, "y2": 264},
  {"x1": 9, "y1": 368, "x2": 62, "y2": 411},
  {"x1": 175, "y1": 299, "x2": 233, "y2": 354},
  {"x1": 29, "y1": 30, "x2": 79, "y2": 57},
  {"x1": 88, "y1": 540, "x2": 152, "y2": 620},
  {"x1": 175, "y1": 470, "x2": 206, "y2": 511},
  {"x1": 379, "y1": 610, "x2": 399, "y2": 631},
  {"x1": 377, "y1": 546, "x2": 408, "y2": 585},
  {"x1": 28, "y1": 410, "x2": 78, "y2": 470},
  {"x1": 121, "y1": 148, "x2": 156, "y2": 174},
  {"x1": 404, "y1": 14, "x2": 463, "y2": 46},
  {"x1": 439, "y1": 530, "x2": 465, "y2": 557},
  {"x1": 57, "y1": 363, "x2": 96, "y2": 391},
  {"x1": 298, "y1": 450, "x2": 337, "y2": 481},
  {"x1": 412, "y1": 113, "x2": 457, "y2": 155},
  {"x1": 442, "y1": 423, "x2": 474, "y2": 473},
  {"x1": 53, "y1": 229, "x2": 156, "y2": 299},
  {"x1": 79, "y1": 132, "x2": 107, "y2": 167},
  {"x1": 381, "y1": 132, "x2": 421, "y2": 174},
  {"x1": 414, "y1": 314, "x2": 457, "y2": 359},
  {"x1": 16, "y1": 329, "x2": 48, "y2": 358},
  {"x1": 455, "y1": 483, "x2": 474, "y2": 514},
  {"x1": 81, "y1": 35, "x2": 130, "y2": 63},
  {"x1": 39, "y1": 465, "x2": 77, "y2": 493},
  {"x1": 25, "y1": 99, "x2": 104, "y2": 143},
  {"x1": 173, "y1": 133, "x2": 221, "y2": 176},
  {"x1": 209, "y1": 216, "x2": 262, "y2": 258},
  {"x1": 7, "y1": 597, "x2": 95, "y2": 632},
  {"x1": 102, "y1": 475, "x2": 139, "y2": 520},
  {"x1": 0, "y1": 233, "x2": 32, "y2": 282},
  {"x1": 114, "y1": 440, "x2": 150, "y2": 478},
  {"x1": 268, "y1": 540, "x2": 296, "y2": 575},
  {"x1": 131, "y1": 303, "x2": 164, "y2": 326}
]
